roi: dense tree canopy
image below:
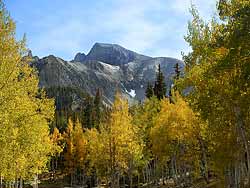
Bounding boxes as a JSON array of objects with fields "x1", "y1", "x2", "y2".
[
  {"x1": 1, "y1": 0, "x2": 250, "y2": 187},
  {"x1": 180, "y1": 0, "x2": 250, "y2": 186},
  {"x1": 0, "y1": 0, "x2": 56, "y2": 182}
]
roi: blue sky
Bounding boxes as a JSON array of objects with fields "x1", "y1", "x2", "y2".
[{"x1": 6, "y1": 0, "x2": 217, "y2": 60}]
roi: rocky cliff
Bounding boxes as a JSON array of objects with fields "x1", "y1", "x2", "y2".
[{"x1": 31, "y1": 43, "x2": 184, "y2": 105}]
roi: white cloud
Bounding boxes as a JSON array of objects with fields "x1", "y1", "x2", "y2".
[
  {"x1": 96, "y1": 0, "x2": 177, "y2": 54},
  {"x1": 25, "y1": 0, "x2": 217, "y2": 60},
  {"x1": 28, "y1": 14, "x2": 98, "y2": 59},
  {"x1": 170, "y1": 0, "x2": 217, "y2": 18}
]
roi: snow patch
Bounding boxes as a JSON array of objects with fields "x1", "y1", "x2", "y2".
[
  {"x1": 99, "y1": 62, "x2": 120, "y2": 72},
  {"x1": 68, "y1": 62, "x2": 87, "y2": 72},
  {"x1": 126, "y1": 89, "x2": 136, "y2": 98}
]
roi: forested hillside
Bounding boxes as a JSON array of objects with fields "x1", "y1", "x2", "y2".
[{"x1": 0, "y1": 0, "x2": 249, "y2": 188}]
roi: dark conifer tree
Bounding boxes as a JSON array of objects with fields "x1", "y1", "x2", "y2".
[
  {"x1": 145, "y1": 82, "x2": 154, "y2": 98},
  {"x1": 153, "y1": 64, "x2": 167, "y2": 100},
  {"x1": 83, "y1": 96, "x2": 94, "y2": 129},
  {"x1": 169, "y1": 63, "x2": 181, "y2": 104},
  {"x1": 93, "y1": 88, "x2": 102, "y2": 129},
  {"x1": 174, "y1": 63, "x2": 181, "y2": 81}
]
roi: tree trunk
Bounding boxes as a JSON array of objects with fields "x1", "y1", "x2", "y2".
[
  {"x1": 82, "y1": 169, "x2": 85, "y2": 186},
  {"x1": 70, "y1": 173, "x2": 73, "y2": 187},
  {"x1": 234, "y1": 107, "x2": 250, "y2": 185},
  {"x1": 137, "y1": 174, "x2": 140, "y2": 187},
  {"x1": 142, "y1": 169, "x2": 146, "y2": 184},
  {"x1": 0, "y1": 175, "x2": 3, "y2": 188},
  {"x1": 15, "y1": 179, "x2": 18, "y2": 188},
  {"x1": 129, "y1": 174, "x2": 133, "y2": 188},
  {"x1": 20, "y1": 179, "x2": 23, "y2": 188},
  {"x1": 198, "y1": 137, "x2": 209, "y2": 183},
  {"x1": 33, "y1": 174, "x2": 38, "y2": 188},
  {"x1": 128, "y1": 159, "x2": 133, "y2": 188}
]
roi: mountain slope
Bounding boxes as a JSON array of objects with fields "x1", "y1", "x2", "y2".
[
  {"x1": 77, "y1": 43, "x2": 151, "y2": 65},
  {"x1": 32, "y1": 43, "x2": 184, "y2": 105}
]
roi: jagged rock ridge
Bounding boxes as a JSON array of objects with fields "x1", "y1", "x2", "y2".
[{"x1": 31, "y1": 43, "x2": 184, "y2": 105}]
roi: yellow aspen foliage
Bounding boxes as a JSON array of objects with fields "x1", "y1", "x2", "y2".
[
  {"x1": 63, "y1": 118, "x2": 75, "y2": 174},
  {"x1": 150, "y1": 93, "x2": 202, "y2": 165},
  {"x1": 72, "y1": 119, "x2": 87, "y2": 169},
  {"x1": 86, "y1": 92, "x2": 143, "y2": 186},
  {"x1": 51, "y1": 127, "x2": 64, "y2": 157},
  {"x1": 63, "y1": 118, "x2": 88, "y2": 178},
  {"x1": 0, "y1": 1, "x2": 55, "y2": 181},
  {"x1": 132, "y1": 96, "x2": 161, "y2": 160},
  {"x1": 181, "y1": 1, "x2": 250, "y2": 185},
  {"x1": 85, "y1": 128, "x2": 108, "y2": 177}
]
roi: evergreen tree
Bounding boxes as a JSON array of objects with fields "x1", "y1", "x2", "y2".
[
  {"x1": 145, "y1": 82, "x2": 154, "y2": 98},
  {"x1": 169, "y1": 63, "x2": 181, "y2": 103},
  {"x1": 63, "y1": 118, "x2": 75, "y2": 185},
  {"x1": 93, "y1": 88, "x2": 102, "y2": 129},
  {"x1": 174, "y1": 63, "x2": 181, "y2": 81},
  {"x1": 153, "y1": 64, "x2": 167, "y2": 100},
  {"x1": 83, "y1": 96, "x2": 94, "y2": 129}
]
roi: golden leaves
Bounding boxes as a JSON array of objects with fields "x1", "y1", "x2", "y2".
[
  {"x1": 86, "y1": 92, "x2": 143, "y2": 179},
  {"x1": 0, "y1": 1, "x2": 55, "y2": 181}
]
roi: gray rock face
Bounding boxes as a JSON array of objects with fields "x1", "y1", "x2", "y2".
[
  {"x1": 32, "y1": 43, "x2": 184, "y2": 105},
  {"x1": 85, "y1": 43, "x2": 151, "y2": 66},
  {"x1": 122, "y1": 57, "x2": 184, "y2": 101},
  {"x1": 74, "y1": 52, "x2": 86, "y2": 62}
]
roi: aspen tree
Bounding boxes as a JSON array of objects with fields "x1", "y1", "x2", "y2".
[{"x1": 0, "y1": 1, "x2": 55, "y2": 183}]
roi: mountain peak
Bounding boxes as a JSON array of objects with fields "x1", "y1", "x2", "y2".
[
  {"x1": 93, "y1": 42, "x2": 118, "y2": 48},
  {"x1": 85, "y1": 42, "x2": 150, "y2": 66},
  {"x1": 32, "y1": 42, "x2": 184, "y2": 104},
  {"x1": 74, "y1": 52, "x2": 86, "y2": 62}
]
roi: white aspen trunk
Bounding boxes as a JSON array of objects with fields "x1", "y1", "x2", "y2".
[
  {"x1": 20, "y1": 179, "x2": 23, "y2": 188},
  {"x1": 70, "y1": 173, "x2": 73, "y2": 187},
  {"x1": 117, "y1": 173, "x2": 120, "y2": 188},
  {"x1": 148, "y1": 163, "x2": 151, "y2": 183},
  {"x1": 137, "y1": 173, "x2": 140, "y2": 187},
  {"x1": 145, "y1": 166, "x2": 148, "y2": 184},
  {"x1": 123, "y1": 175, "x2": 125, "y2": 188},
  {"x1": 234, "y1": 107, "x2": 250, "y2": 185},
  {"x1": 234, "y1": 163, "x2": 238, "y2": 188},
  {"x1": 15, "y1": 179, "x2": 18, "y2": 188},
  {"x1": 55, "y1": 158, "x2": 58, "y2": 170},
  {"x1": 33, "y1": 174, "x2": 38, "y2": 188},
  {"x1": 0, "y1": 175, "x2": 3, "y2": 188},
  {"x1": 142, "y1": 169, "x2": 146, "y2": 184},
  {"x1": 82, "y1": 169, "x2": 84, "y2": 186},
  {"x1": 129, "y1": 173, "x2": 133, "y2": 188},
  {"x1": 198, "y1": 137, "x2": 209, "y2": 183},
  {"x1": 225, "y1": 166, "x2": 230, "y2": 188},
  {"x1": 128, "y1": 159, "x2": 133, "y2": 188},
  {"x1": 173, "y1": 155, "x2": 178, "y2": 186}
]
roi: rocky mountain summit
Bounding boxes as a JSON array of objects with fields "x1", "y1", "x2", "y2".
[
  {"x1": 31, "y1": 43, "x2": 184, "y2": 105},
  {"x1": 83, "y1": 43, "x2": 150, "y2": 65}
]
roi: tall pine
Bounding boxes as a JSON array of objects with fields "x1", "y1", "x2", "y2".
[
  {"x1": 174, "y1": 63, "x2": 181, "y2": 81},
  {"x1": 145, "y1": 82, "x2": 154, "y2": 98},
  {"x1": 169, "y1": 63, "x2": 181, "y2": 103},
  {"x1": 93, "y1": 88, "x2": 102, "y2": 129},
  {"x1": 153, "y1": 64, "x2": 166, "y2": 100}
]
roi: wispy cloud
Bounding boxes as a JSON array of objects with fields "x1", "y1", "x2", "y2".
[{"x1": 7, "y1": 0, "x2": 217, "y2": 60}]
